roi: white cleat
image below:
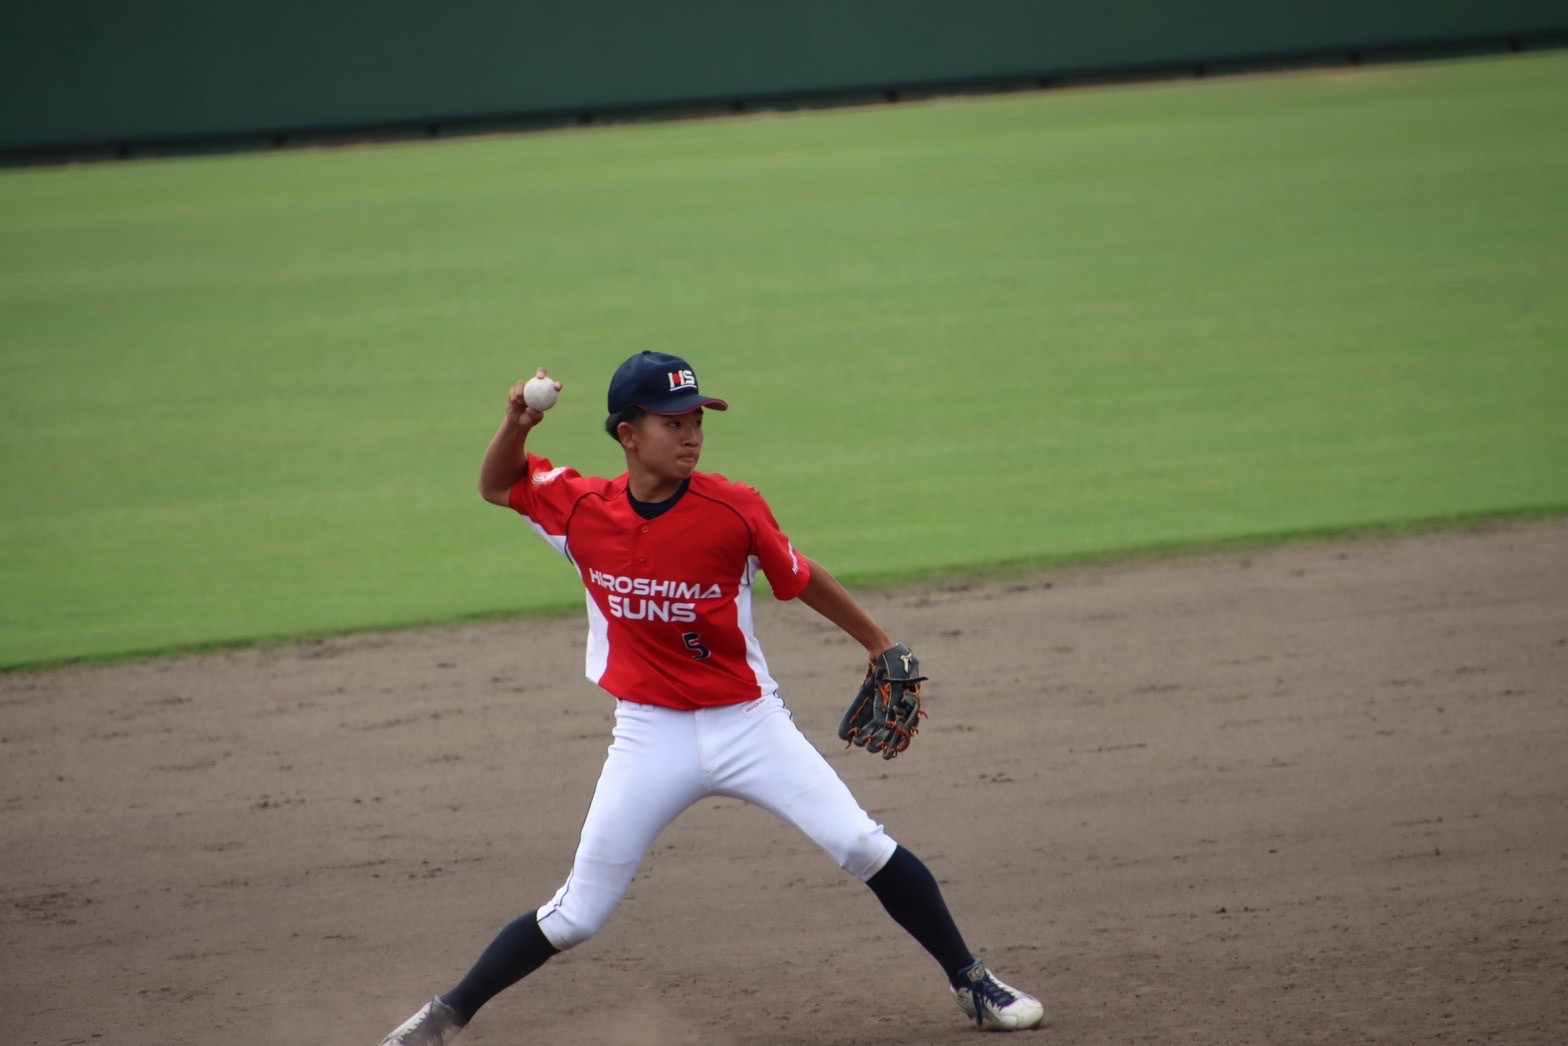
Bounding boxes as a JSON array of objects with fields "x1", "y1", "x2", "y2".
[
  {"x1": 379, "y1": 997, "x2": 465, "y2": 1046},
  {"x1": 951, "y1": 961, "x2": 1044, "y2": 1031}
]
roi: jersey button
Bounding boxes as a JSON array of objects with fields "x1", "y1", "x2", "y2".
[{"x1": 639, "y1": 524, "x2": 651, "y2": 533}]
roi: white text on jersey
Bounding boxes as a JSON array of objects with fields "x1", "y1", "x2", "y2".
[
  {"x1": 587, "y1": 570, "x2": 723, "y2": 600},
  {"x1": 588, "y1": 569, "x2": 723, "y2": 624}
]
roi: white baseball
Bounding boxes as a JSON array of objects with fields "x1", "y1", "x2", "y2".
[{"x1": 523, "y1": 376, "x2": 559, "y2": 411}]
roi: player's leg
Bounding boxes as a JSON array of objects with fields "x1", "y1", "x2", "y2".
[
  {"x1": 707, "y1": 696, "x2": 1043, "y2": 1031},
  {"x1": 381, "y1": 701, "x2": 705, "y2": 1043},
  {"x1": 706, "y1": 697, "x2": 962, "y2": 957},
  {"x1": 865, "y1": 848, "x2": 1044, "y2": 1029},
  {"x1": 864, "y1": 844, "x2": 974, "y2": 973},
  {"x1": 437, "y1": 910, "x2": 558, "y2": 1027},
  {"x1": 703, "y1": 696, "x2": 896, "y2": 877},
  {"x1": 534, "y1": 700, "x2": 706, "y2": 949}
]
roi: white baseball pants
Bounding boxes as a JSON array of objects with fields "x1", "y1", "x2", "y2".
[{"x1": 536, "y1": 694, "x2": 898, "y2": 950}]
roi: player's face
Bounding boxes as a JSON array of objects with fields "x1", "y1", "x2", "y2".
[{"x1": 630, "y1": 408, "x2": 704, "y2": 482}]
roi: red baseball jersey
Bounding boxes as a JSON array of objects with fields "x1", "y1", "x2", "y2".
[{"x1": 508, "y1": 453, "x2": 812, "y2": 709}]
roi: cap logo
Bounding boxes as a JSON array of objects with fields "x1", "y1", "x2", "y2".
[{"x1": 667, "y1": 369, "x2": 698, "y2": 392}]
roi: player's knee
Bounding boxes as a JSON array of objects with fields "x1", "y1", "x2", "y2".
[
  {"x1": 536, "y1": 879, "x2": 625, "y2": 950},
  {"x1": 536, "y1": 903, "x2": 610, "y2": 950},
  {"x1": 836, "y1": 826, "x2": 897, "y2": 882}
]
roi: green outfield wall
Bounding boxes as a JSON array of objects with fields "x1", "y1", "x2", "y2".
[{"x1": 3, "y1": 1, "x2": 1565, "y2": 157}]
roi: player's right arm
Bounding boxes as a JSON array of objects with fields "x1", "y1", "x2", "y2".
[{"x1": 478, "y1": 368, "x2": 558, "y2": 506}]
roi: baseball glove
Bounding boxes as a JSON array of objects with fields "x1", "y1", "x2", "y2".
[{"x1": 837, "y1": 642, "x2": 927, "y2": 759}]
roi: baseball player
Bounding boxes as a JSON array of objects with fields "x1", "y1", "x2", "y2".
[{"x1": 378, "y1": 352, "x2": 1043, "y2": 1044}]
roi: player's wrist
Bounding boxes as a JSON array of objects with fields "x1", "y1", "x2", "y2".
[{"x1": 864, "y1": 635, "x2": 895, "y2": 660}]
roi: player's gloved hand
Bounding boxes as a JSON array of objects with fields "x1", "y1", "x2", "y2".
[{"x1": 838, "y1": 642, "x2": 927, "y2": 759}]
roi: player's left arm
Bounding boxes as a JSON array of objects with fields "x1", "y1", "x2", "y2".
[
  {"x1": 803, "y1": 557, "x2": 928, "y2": 757},
  {"x1": 797, "y1": 557, "x2": 896, "y2": 659}
]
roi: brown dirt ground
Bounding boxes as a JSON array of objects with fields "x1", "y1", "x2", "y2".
[{"x1": 3, "y1": 521, "x2": 1566, "y2": 1045}]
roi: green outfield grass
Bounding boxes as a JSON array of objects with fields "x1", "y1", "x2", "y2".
[{"x1": 3, "y1": 52, "x2": 1566, "y2": 668}]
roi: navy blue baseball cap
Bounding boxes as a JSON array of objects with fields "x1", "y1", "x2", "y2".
[{"x1": 607, "y1": 351, "x2": 729, "y2": 415}]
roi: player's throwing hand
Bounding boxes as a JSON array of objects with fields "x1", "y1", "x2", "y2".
[{"x1": 507, "y1": 368, "x2": 561, "y2": 428}]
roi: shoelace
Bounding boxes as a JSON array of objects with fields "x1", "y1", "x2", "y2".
[{"x1": 967, "y1": 972, "x2": 1019, "y2": 1027}]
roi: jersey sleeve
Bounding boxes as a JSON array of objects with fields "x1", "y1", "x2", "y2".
[
  {"x1": 743, "y1": 486, "x2": 812, "y2": 601},
  {"x1": 506, "y1": 453, "x2": 599, "y2": 558}
]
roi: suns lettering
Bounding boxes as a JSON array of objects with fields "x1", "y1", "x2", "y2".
[{"x1": 607, "y1": 594, "x2": 699, "y2": 623}]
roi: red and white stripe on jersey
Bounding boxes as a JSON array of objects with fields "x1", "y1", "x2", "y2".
[{"x1": 508, "y1": 453, "x2": 811, "y2": 710}]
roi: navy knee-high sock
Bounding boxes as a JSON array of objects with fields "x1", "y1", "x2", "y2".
[
  {"x1": 866, "y1": 846, "x2": 975, "y2": 983},
  {"x1": 440, "y1": 910, "x2": 559, "y2": 1025}
]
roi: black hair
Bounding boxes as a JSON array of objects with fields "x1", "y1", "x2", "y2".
[{"x1": 604, "y1": 407, "x2": 646, "y2": 441}]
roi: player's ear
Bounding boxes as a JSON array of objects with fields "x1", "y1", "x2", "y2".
[{"x1": 616, "y1": 419, "x2": 639, "y2": 451}]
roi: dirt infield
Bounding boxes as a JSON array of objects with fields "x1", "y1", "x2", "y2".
[{"x1": 4, "y1": 521, "x2": 1565, "y2": 1045}]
